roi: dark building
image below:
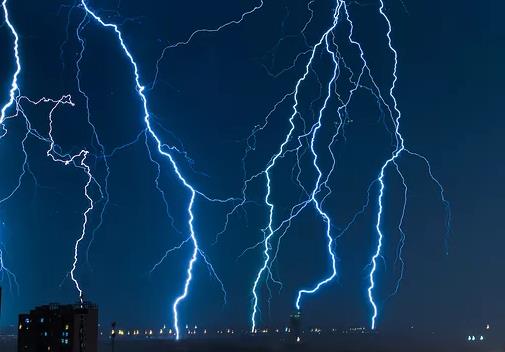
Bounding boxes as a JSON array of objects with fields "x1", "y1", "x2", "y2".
[{"x1": 18, "y1": 302, "x2": 98, "y2": 352}]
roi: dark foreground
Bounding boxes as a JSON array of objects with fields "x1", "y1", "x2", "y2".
[{"x1": 2, "y1": 336, "x2": 504, "y2": 352}]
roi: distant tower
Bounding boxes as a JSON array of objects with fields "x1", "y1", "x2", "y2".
[
  {"x1": 111, "y1": 322, "x2": 116, "y2": 352},
  {"x1": 289, "y1": 310, "x2": 302, "y2": 343},
  {"x1": 18, "y1": 302, "x2": 98, "y2": 352}
]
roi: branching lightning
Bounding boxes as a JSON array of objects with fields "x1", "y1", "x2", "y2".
[
  {"x1": 78, "y1": 0, "x2": 241, "y2": 339},
  {"x1": 74, "y1": 12, "x2": 112, "y2": 269},
  {"x1": 363, "y1": 0, "x2": 450, "y2": 330},
  {"x1": 11, "y1": 95, "x2": 98, "y2": 302},
  {"x1": 150, "y1": 0, "x2": 265, "y2": 91},
  {"x1": 0, "y1": 0, "x2": 451, "y2": 337},
  {"x1": 43, "y1": 95, "x2": 95, "y2": 303},
  {"x1": 1, "y1": 0, "x2": 97, "y2": 303},
  {"x1": 0, "y1": 0, "x2": 22, "y2": 293},
  {"x1": 225, "y1": 0, "x2": 451, "y2": 332},
  {"x1": 0, "y1": 0, "x2": 20, "y2": 126}
]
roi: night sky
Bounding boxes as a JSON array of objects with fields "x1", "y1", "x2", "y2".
[{"x1": 0, "y1": 0, "x2": 503, "y2": 337}]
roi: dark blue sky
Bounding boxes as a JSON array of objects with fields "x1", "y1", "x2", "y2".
[{"x1": 0, "y1": 0, "x2": 503, "y2": 336}]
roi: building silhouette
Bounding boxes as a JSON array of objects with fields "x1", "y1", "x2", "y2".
[{"x1": 18, "y1": 302, "x2": 98, "y2": 352}]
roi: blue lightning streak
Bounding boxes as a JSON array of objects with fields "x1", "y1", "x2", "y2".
[
  {"x1": 389, "y1": 160, "x2": 407, "y2": 298},
  {"x1": 5, "y1": 93, "x2": 99, "y2": 301},
  {"x1": 250, "y1": 4, "x2": 343, "y2": 332},
  {"x1": 262, "y1": 0, "x2": 335, "y2": 80},
  {"x1": 145, "y1": 131, "x2": 227, "y2": 303},
  {"x1": 279, "y1": 0, "x2": 393, "y2": 309},
  {"x1": 0, "y1": 0, "x2": 20, "y2": 127},
  {"x1": 0, "y1": 226, "x2": 19, "y2": 294},
  {"x1": 62, "y1": 6, "x2": 154, "y2": 273},
  {"x1": 73, "y1": 12, "x2": 112, "y2": 268},
  {"x1": 215, "y1": 91, "x2": 295, "y2": 245},
  {"x1": 0, "y1": 0, "x2": 451, "y2": 334},
  {"x1": 43, "y1": 95, "x2": 95, "y2": 303},
  {"x1": 0, "y1": 0, "x2": 21, "y2": 292},
  {"x1": 1, "y1": 0, "x2": 102, "y2": 301},
  {"x1": 148, "y1": 234, "x2": 227, "y2": 307},
  {"x1": 269, "y1": 22, "x2": 358, "y2": 301},
  {"x1": 197, "y1": 249, "x2": 227, "y2": 305},
  {"x1": 404, "y1": 149, "x2": 451, "y2": 253},
  {"x1": 366, "y1": 0, "x2": 405, "y2": 330},
  {"x1": 0, "y1": 0, "x2": 26, "y2": 203},
  {"x1": 79, "y1": 1, "x2": 238, "y2": 339},
  {"x1": 70, "y1": 151, "x2": 93, "y2": 303},
  {"x1": 144, "y1": 132, "x2": 183, "y2": 236},
  {"x1": 151, "y1": 0, "x2": 265, "y2": 90},
  {"x1": 234, "y1": 7, "x2": 346, "y2": 267},
  {"x1": 295, "y1": 32, "x2": 340, "y2": 311},
  {"x1": 149, "y1": 236, "x2": 192, "y2": 276},
  {"x1": 233, "y1": 1, "x2": 347, "y2": 328},
  {"x1": 71, "y1": 0, "x2": 450, "y2": 334},
  {"x1": 0, "y1": 106, "x2": 36, "y2": 294},
  {"x1": 329, "y1": 0, "x2": 413, "y2": 327},
  {"x1": 235, "y1": 0, "x2": 374, "y2": 271},
  {"x1": 261, "y1": 0, "x2": 318, "y2": 79},
  {"x1": 366, "y1": 0, "x2": 450, "y2": 330},
  {"x1": 238, "y1": 0, "x2": 450, "y2": 332}
]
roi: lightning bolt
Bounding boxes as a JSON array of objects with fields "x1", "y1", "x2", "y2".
[
  {"x1": 74, "y1": 11, "x2": 112, "y2": 269},
  {"x1": 43, "y1": 95, "x2": 95, "y2": 303},
  {"x1": 12, "y1": 95, "x2": 98, "y2": 303},
  {"x1": 365, "y1": 0, "x2": 405, "y2": 329},
  {"x1": 0, "y1": 0, "x2": 20, "y2": 126},
  {"x1": 150, "y1": 0, "x2": 265, "y2": 91},
  {"x1": 0, "y1": 227, "x2": 19, "y2": 295},
  {"x1": 1, "y1": 0, "x2": 100, "y2": 303},
  {"x1": 225, "y1": 0, "x2": 451, "y2": 332},
  {"x1": 388, "y1": 160, "x2": 407, "y2": 298},
  {"x1": 222, "y1": 1, "x2": 357, "y2": 328},
  {"x1": 1, "y1": 0, "x2": 451, "y2": 336},
  {"x1": 295, "y1": 30, "x2": 340, "y2": 311},
  {"x1": 367, "y1": 0, "x2": 450, "y2": 330},
  {"x1": 78, "y1": 0, "x2": 240, "y2": 339},
  {"x1": 249, "y1": 3, "x2": 344, "y2": 332},
  {"x1": 72, "y1": 0, "x2": 450, "y2": 334},
  {"x1": 0, "y1": 0, "x2": 22, "y2": 293}
]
